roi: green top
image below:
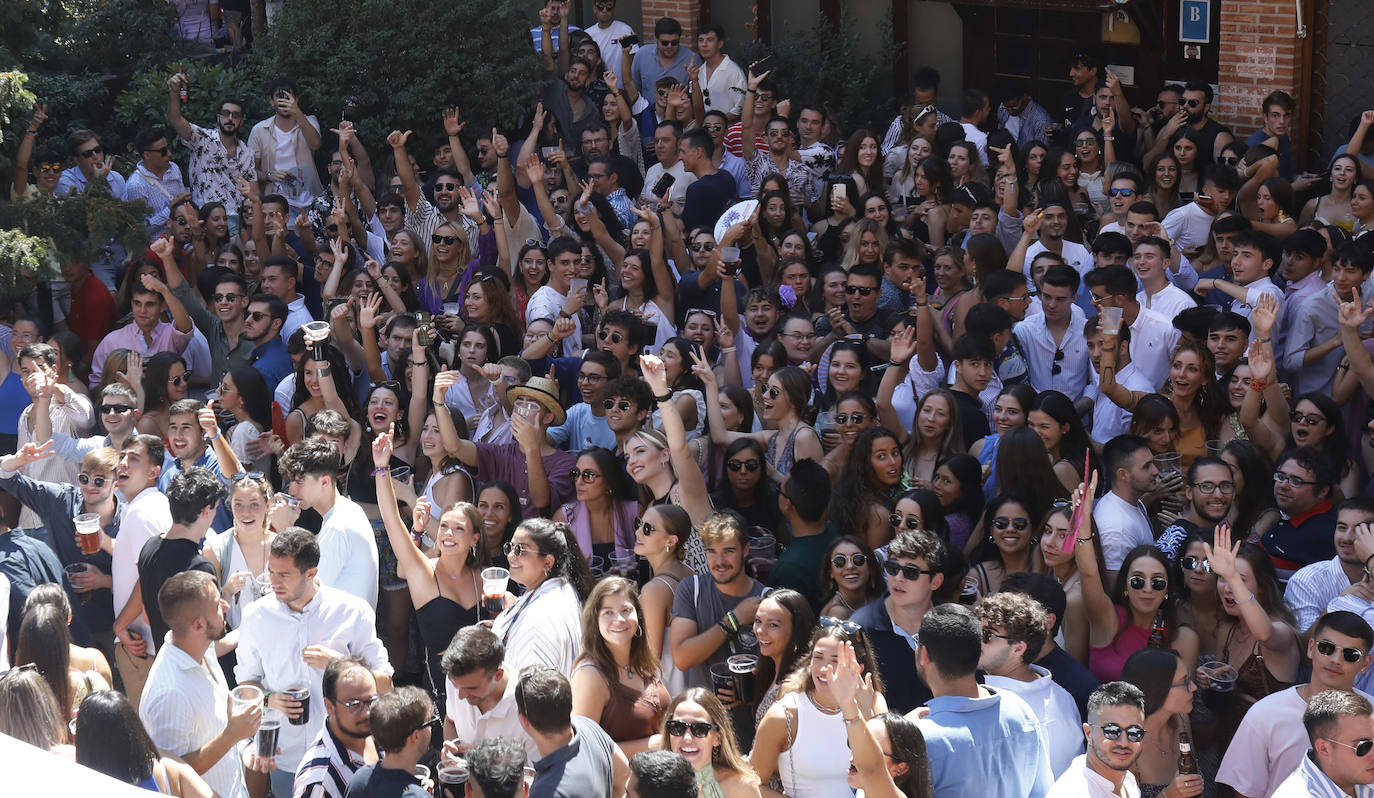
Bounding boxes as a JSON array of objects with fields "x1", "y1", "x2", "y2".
[{"x1": 765, "y1": 522, "x2": 838, "y2": 609}]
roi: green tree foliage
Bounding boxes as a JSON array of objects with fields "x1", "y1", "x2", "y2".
[
  {"x1": 249, "y1": 0, "x2": 543, "y2": 146},
  {"x1": 0, "y1": 184, "x2": 150, "y2": 268},
  {"x1": 0, "y1": 71, "x2": 37, "y2": 174},
  {"x1": 735, "y1": 11, "x2": 905, "y2": 135},
  {"x1": 116, "y1": 61, "x2": 267, "y2": 135},
  {"x1": 0, "y1": 228, "x2": 57, "y2": 302}
]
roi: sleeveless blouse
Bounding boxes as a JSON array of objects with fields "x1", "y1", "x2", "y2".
[
  {"x1": 1088, "y1": 605, "x2": 1151, "y2": 683},
  {"x1": 775, "y1": 692, "x2": 854, "y2": 798},
  {"x1": 765, "y1": 422, "x2": 806, "y2": 477},
  {"x1": 576, "y1": 663, "x2": 669, "y2": 743}
]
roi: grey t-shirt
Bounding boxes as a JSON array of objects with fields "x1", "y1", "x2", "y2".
[
  {"x1": 670, "y1": 574, "x2": 769, "y2": 689},
  {"x1": 529, "y1": 715, "x2": 616, "y2": 798}
]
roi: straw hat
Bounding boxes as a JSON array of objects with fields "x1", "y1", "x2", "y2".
[{"x1": 506, "y1": 375, "x2": 566, "y2": 426}]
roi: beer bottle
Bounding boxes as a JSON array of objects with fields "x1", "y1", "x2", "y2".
[
  {"x1": 177, "y1": 64, "x2": 188, "y2": 103},
  {"x1": 1148, "y1": 610, "x2": 1167, "y2": 648},
  {"x1": 1177, "y1": 730, "x2": 1198, "y2": 775}
]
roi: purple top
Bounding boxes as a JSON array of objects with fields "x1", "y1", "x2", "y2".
[{"x1": 416, "y1": 226, "x2": 498, "y2": 314}]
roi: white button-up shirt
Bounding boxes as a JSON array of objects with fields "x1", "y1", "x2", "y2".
[
  {"x1": 1014, "y1": 304, "x2": 1090, "y2": 400},
  {"x1": 1046, "y1": 754, "x2": 1140, "y2": 798},
  {"x1": 114, "y1": 486, "x2": 172, "y2": 649},
  {"x1": 490, "y1": 577, "x2": 583, "y2": 676},
  {"x1": 140, "y1": 636, "x2": 247, "y2": 798},
  {"x1": 235, "y1": 586, "x2": 392, "y2": 773},
  {"x1": 445, "y1": 675, "x2": 540, "y2": 764},
  {"x1": 1125, "y1": 307, "x2": 1181, "y2": 391},
  {"x1": 316, "y1": 495, "x2": 379, "y2": 609}
]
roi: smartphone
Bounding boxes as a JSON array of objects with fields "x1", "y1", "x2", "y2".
[
  {"x1": 752, "y1": 54, "x2": 775, "y2": 75},
  {"x1": 652, "y1": 172, "x2": 676, "y2": 198},
  {"x1": 569, "y1": 278, "x2": 587, "y2": 295},
  {"x1": 618, "y1": 34, "x2": 640, "y2": 47},
  {"x1": 415, "y1": 311, "x2": 433, "y2": 347},
  {"x1": 831, "y1": 183, "x2": 846, "y2": 204}
]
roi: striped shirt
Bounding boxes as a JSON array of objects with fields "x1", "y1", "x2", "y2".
[
  {"x1": 490, "y1": 577, "x2": 583, "y2": 675},
  {"x1": 1286, "y1": 556, "x2": 1357, "y2": 634},
  {"x1": 293, "y1": 723, "x2": 367, "y2": 798},
  {"x1": 1271, "y1": 749, "x2": 1374, "y2": 798}
]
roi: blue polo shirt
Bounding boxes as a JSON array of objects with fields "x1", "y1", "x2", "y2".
[{"x1": 251, "y1": 337, "x2": 293, "y2": 392}]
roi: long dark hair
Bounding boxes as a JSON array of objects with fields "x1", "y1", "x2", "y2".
[
  {"x1": 577, "y1": 446, "x2": 636, "y2": 503},
  {"x1": 291, "y1": 342, "x2": 360, "y2": 417},
  {"x1": 995, "y1": 427, "x2": 1071, "y2": 521},
  {"x1": 1109, "y1": 545, "x2": 1181, "y2": 638},
  {"x1": 883, "y1": 712, "x2": 936, "y2": 798},
  {"x1": 830, "y1": 427, "x2": 902, "y2": 535},
  {"x1": 971, "y1": 492, "x2": 1039, "y2": 569},
  {"x1": 1030, "y1": 390, "x2": 1095, "y2": 479},
  {"x1": 897, "y1": 488, "x2": 950, "y2": 541},
  {"x1": 715, "y1": 438, "x2": 773, "y2": 508},
  {"x1": 142, "y1": 351, "x2": 187, "y2": 413},
  {"x1": 15, "y1": 603, "x2": 73, "y2": 717},
  {"x1": 227, "y1": 364, "x2": 273, "y2": 433},
  {"x1": 936, "y1": 453, "x2": 984, "y2": 519},
  {"x1": 751, "y1": 588, "x2": 815, "y2": 704},
  {"x1": 479, "y1": 480, "x2": 523, "y2": 552},
  {"x1": 75, "y1": 690, "x2": 159, "y2": 784},
  {"x1": 1222, "y1": 439, "x2": 1276, "y2": 536},
  {"x1": 1122, "y1": 647, "x2": 1182, "y2": 716},
  {"x1": 818, "y1": 534, "x2": 885, "y2": 609},
  {"x1": 519, "y1": 517, "x2": 594, "y2": 599},
  {"x1": 1290, "y1": 392, "x2": 1349, "y2": 473}
]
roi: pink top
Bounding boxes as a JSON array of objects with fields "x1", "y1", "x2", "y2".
[{"x1": 1088, "y1": 605, "x2": 1151, "y2": 683}]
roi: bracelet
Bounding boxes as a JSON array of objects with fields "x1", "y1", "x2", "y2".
[
  {"x1": 204, "y1": 429, "x2": 221, "y2": 442},
  {"x1": 747, "y1": 88, "x2": 757, "y2": 94},
  {"x1": 719, "y1": 346, "x2": 737, "y2": 353},
  {"x1": 25, "y1": 130, "x2": 37, "y2": 137},
  {"x1": 889, "y1": 358, "x2": 909, "y2": 369},
  {"x1": 1256, "y1": 336, "x2": 1271, "y2": 344},
  {"x1": 1364, "y1": 553, "x2": 1374, "y2": 574},
  {"x1": 1104, "y1": 136, "x2": 1115, "y2": 141},
  {"x1": 725, "y1": 611, "x2": 740, "y2": 633},
  {"x1": 317, "y1": 367, "x2": 331, "y2": 377},
  {"x1": 1248, "y1": 378, "x2": 1268, "y2": 392},
  {"x1": 545, "y1": 332, "x2": 558, "y2": 343},
  {"x1": 654, "y1": 392, "x2": 673, "y2": 404},
  {"x1": 843, "y1": 715, "x2": 863, "y2": 727},
  {"x1": 717, "y1": 617, "x2": 734, "y2": 636},
  {"x1": 372, "y1": 466, "x2": 392, "y2": 476},
  {"x1": 411, "y1": 360, "x2": 426, "y2": 366}
]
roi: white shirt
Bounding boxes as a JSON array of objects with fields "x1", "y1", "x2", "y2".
[
  {"x1": 1093, "y1": 491, "x2": 1155, "y2": 571},
  {"x1": 490, "y1": 577, "x2": 583, "y2": 676},
  {"x1": 960, "y1": 122, "x2": 989, "y2": 164},
  {"x1": 1125, "y1": 307, "x2": 1182, "y2": 391},
  {"x1": 114, "y1": 486, "x2": 172, "y2": 650},
  {"x1": 702, "y1": 55, "x2": 747, "y2": 117},
  {"x1": 1271, "y1": 749, "x2": 1374, "y2": 798},
  {"x1": 17, "y1": 386, "x2": 94, "y2": 530},
  {"x1": 1285, "y1": 557, "x2": 1356, "y2": 634},
  {"x1": 525, "y1": 285, "x2": 581, "y2": 358},
  {"x1": 641, "y1": 160, "x2": 695, "y2": 205},
  {"x1": 984, "y1": 666, "x2": 1083, "y2": 779},
  {"x1": 1160, "y1": 202, "x2": 1216, "y2": 252},
  {"x1": 1014, "y1": 304, "x2": 1090, "y2": 400},
  {"x1": 1046, "y1": 754, "x2": 1140, "y2": 798},
  {"x1": 1085, "y1": 362, "x2": 1153, "y2": 444},
  {"x1": 316, "y1": 495, "x2": 379, "y2": 609},
  {"x1": 445, "y1": 675, "x2": 540, "y2": 764},
  {"x1": 281, "y1": 294, "x2": 314, "y2": 343},
  {"x1": 234, "y1": 586, "x2": 392, "y2": 773},
  {"x1": 584, "y1": 20, "x2": 635, "y2": 81},
  {"x1": 140, "y1": 636, "x2": 247, "y2": 798},
  {"x1": 1137, "y1": 282, "x2": 1197, "y2": 320}
]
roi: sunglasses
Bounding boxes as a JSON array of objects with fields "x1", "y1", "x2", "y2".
[
  {"x1": 248, "y1": 311, "x2": 271, "y2": 322},
  {"x1": 432, "y1": 234, "x2": 461, "y2": 246},
  {"x1": 143, "y1": 146, "x2": 171, "y2": 156},
  {"x1": 78, "y1": 146, "x2": 103, "y2": 158},
  {"x1": 370, "y1": 380, "x2": 402, "y2": 392},
  {"x1": 502, "y1": 541, "x2": 537, "y2": 558},
  {"x1": 889, "y1": 513, "x2": 921, "y2": 530},
  {"x1": 658, "y1": 38, "x2": 680, "y2": 47},
  {"x1": 568, "y1": 468, "x2": 602, "y2": 483},
  {"x1": 78, "y1": 473, "x2": 108, "y2": 487},
  {"x1": 338, "y1": 695, "x2": 380, "y2": 714},
  {"x1": 232, "y1": 471, "x2": 267, "y2": 483},
  {"x1": 1179, "y1": 555, "x2": 1212, "y2": 573},
  {"x1": 690, "y1": 242, "x2": 716, "y2": 252},
  {"x1": 634, "y1": 516, "x2": 657, "y2": 536},
  {"x1": 0, "y1": 663, "x2": 39, "y2": 682},
  {"x1": 726, "y1": 459, "x2": 761, "y2": 473},
  {"x1": 1051, "y1": 348, "x2": 1064, "y2": 376},
  {"x1": 1317, "y1": 639, "x2": 1367, "y2": 663},
  {"x1": 1290, "y1": 411, "x2": 1325, "y2": 426},
  {"x1": 219, "y1": 109, "x2": 245, "y2": 119},
  {"x1": 1094, "y1": 723, "x2": 1147, "y2": 742},
  {"x1": 170, "y1": 371, "x2": 193, "y2": 386},
  {"x1": 704, "y1": 123, "x2": 724, "y2": 132},
  {"x1": 1128, "y1": 575, "x2": 1168, "y2": 592},
  {"x1": 602, "y1": 399, "x2": 632, "y2": 413},
  {"x1": 760, "y1": 385, "x2": 781, "y2": 400},
  {"x1": 1108, "y1": 188, "x2": 1136, "y2": 197},
  {"x1": 212, "y1": 293, "x2": 242, "y2": 303},
  {"x1": 1325, "y1": 738, "x2": 1374, "y2": 757},
  {"x1": 820, "y1": 615, "x2": 862, "y2": 633},
  {"x1": 883, "y1": 560, "x2": 934, "y2": 580},
  {"x1": 411, "y1": 713, "x2": 443, "y2": 735},
  {"x1": 599, "y1": 329, "x2": 624, "y2": 344},
  {"x1": 832, "y1": 552, "x2": 867, "y2": 568},
  {"x1": 992, "y1": 516, "x2": 1030, "y2": 531},
  {"x1": 1218, "y1": 156, "x2": 1240, "y2": 166},
  {"x1": 1074, "y1": 139, "x2": 1097, "y2": 148},
  {"x1": 1190, "y1": 480, "x2": 1235, "y2": 495},
  {"x1": 434, "y1": 183, "x2": 459, "y2": 192},
  {"x1": 37, "y1": 163, "x2": 62, "y2": 174},
  {"x1": 845, "y1": 285, "x2": 875, "y2": 296},
  {"x1": 833, "y1": 412, "x2": 867, "y2": 424},
  {"x1": 1183, "y1": 99, "x2": 1203, "y2": 108},
  {"x1": 666, "y1": 719, "x2": 716, "y2": 738},
  {"x1": 100, "y1": 404, "x2": 134, "y2": 415}
]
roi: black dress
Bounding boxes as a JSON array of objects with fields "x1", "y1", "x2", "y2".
[{"x1": 414, "y1": 568, "x2": 478, "y2": 713}]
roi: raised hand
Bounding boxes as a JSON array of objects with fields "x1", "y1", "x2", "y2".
[
  {"x1": 1338, "y1": 299, "x2": 1372, "y2": 330},
  {"x1": 386, "y1": 130, "x2": 413, "y2": 150},
  {"x1": 481, "y1": 189, "x2": 502, "y2": 220},
  {"x1": 714, "y1": 317, "x2": 734, "y2": 350},
  {"x1": 592, "y1": 278, "x2": 609, "y2": 311},
  {"x1": 372, "y1": 427, "x2": 394, "y2": 465},
  {"x1": 457, "y1": 186, "x2": 483, "y2": 220},
  {"x1": 198, "y1": 404, "x2": 221, "y2": 437},
  {"x1": 1246, "y1": 339, "x2": 1275, "y2": 383},
  {"x1": 523, "y1": 153, "x2": 546, "y2": 184},
  {"x1": 29, "y1": 103, "x2": 48, "y2": 129},
  {"x1": 412, "y1": 497, "x2": 432, "y2": 533},
  {"x1": 689, "y1": 346, "x2": 717, "y2": 387},
  {"x1": 9, "y1": 439, "x2": 55, "y2": 468},
  {"x1": 747, "y1": 69, "x2": 771, "y2": 92},
  {"x1": 604, "y1": 71, "x2": 620, "y2": 92},
  {"x1": 1204, "y1": 522, "x2": 1240, "y2": 580},
  {"x1": 443, "y1": 107, "x2": 465, "y2": 137},
  {"x1": 889, "y1": 325, "x2": 917, "y2": 364},
  {"x1": 150, "y1": 236, "x2": 176, "y2": 262},
  {"x1": 1023, "y1": 208, "x2": 1045, "y2": 236},
  {"x1": 640, "y1": 353, "x2": 669, "y2": 394},
  {"x1": 492, "y1": 127, "x2": 509, "y2": 158},
  {"x1": 140, "y1": 272, "x2": 168, "y2": 296},
  {"x1": 1251, "y1": 292, "x2": 1278, "y2": 340}
]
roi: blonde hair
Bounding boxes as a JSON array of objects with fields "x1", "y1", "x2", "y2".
[
  {"x1": 425, "y1": 221, "x2": 472, "y2": 283},
  {"x1": 656, "y1": 688, "x2": 759, "y2": 784},
  {"x1": 698, "y1": 511, "x2": 746, "y2": 549},
  {"x1": 80, "y1": 447, "x2": 119, "y2": 475}
]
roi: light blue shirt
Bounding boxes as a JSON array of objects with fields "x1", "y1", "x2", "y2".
[
  {"x1": 547, "y1": 403, "x2": 615, "y2": 452},
  {"x1": 56, "y1": 165, "x2": 127, "y2": 200},
  {"x1": 916, "y1": 688, "x2": 1054, "y2": 798}
]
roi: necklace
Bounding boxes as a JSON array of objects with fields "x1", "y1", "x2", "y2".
[
  {"x1": 809, "y1": 692, "x2": 843, "y2": 715},
  {"x1": 836, "y1": 592, "x2": 856, "y2": 613}
]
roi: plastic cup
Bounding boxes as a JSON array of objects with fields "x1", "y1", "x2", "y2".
[
  {"x1": 719, "y1": 246, "x2": 741, "y2": 264},
  {"x1": 302, "y1": 320, "x2": 331, "y2": 358},
  {"x1": 959, "y1": 574, "x2": 980, "y2": 605},
  {"x1": 709, "y1": 662, "x2": 735, "y2": 699},
  {"x1": 728, "y1": 654, "x2": 758, "y2": 700},
  {"x1": 1199, "y1": 661, "x2": 1238, "y2": 692},
  {"x1": 256, "y1": 709, "x2": 282, "y2": 758},
  {"x1": 481, "y1": 567, "x2": 509, "y2": 617},
  {"x1": 390, "y1": 465, "x2": 412, "y2": 486},
  {"x1": 231, "y1": 685, "x2": 264, "y2": 713},
  {"x1": 1099, "y1": 305, "x2": 1124, "y2": 336},
  {"x1": 275, "y1": 491, "x2": 300, "y2": 510},
  {"x1": 439, "y1": 759, "x2": 470, "y2": 792},
  {"x1": 283, "y1": 686, "x2": 311, "y2": 726},
  {"x1": 1205, "y1": 440, "x2": 1225, "y2": 457},
  {"x1": 414, "y1": 764, "x2": 430, "y2": 783},
  {"x1": 747, "y1": 532, "x2": 777, "y2": 563},
  {"x1": 588, "y1": 555, "x2": 605, "y2": 577},
  {"x1": 64, "y1": 562, "x2": 89, "y2": 595},
  {"x1": 609, "y1": 552, "x2": 637, "y2": 578},
  {"x1": 443, "y1": 301, "x2": 463, "y2": 317},
  {"x1": 74, "y1": 513, "x2": 101, "y2": 555},
  {"x1": 1153, "y1": 452, "x2": 1183, "y2": 476}
]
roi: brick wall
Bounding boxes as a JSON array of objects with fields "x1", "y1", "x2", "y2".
[
  {"x1": 639, "y1": 0, "x2": 700, "y2": 41},
  {"x1": 1216, "y1": 0, "x2": 1303, "y2": 135}
]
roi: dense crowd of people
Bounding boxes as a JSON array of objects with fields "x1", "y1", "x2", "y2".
[{"x1": 8, "y1": 1, "x2": 1374, "y2": 797}]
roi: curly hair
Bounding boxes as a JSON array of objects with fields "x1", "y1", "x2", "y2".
[{"x1": 830, "y1": 427, "x2": 903, "y2": 538}]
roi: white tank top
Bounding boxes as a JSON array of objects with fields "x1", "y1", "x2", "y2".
[{"x1": 775, "y1": 692, "x2": 854, "y2": 798}]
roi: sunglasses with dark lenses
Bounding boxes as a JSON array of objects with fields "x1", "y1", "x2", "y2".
[
  {"x1": 992, "y1": 516, "x2": 1030, "y2": 531},
  {"x1": 100, "y1": 404, "x2": 134, "y2": 415},
  {"x1": 432, "y1": 234, "x2": 461, "y2": 246},
  {"x1": 248, "y1": 311, "x2": 271, "y2": 322},
  {"x1": 1095, "y1": 723, "x2": 1147, "y2": 742},
  {"x1": 602, "y1": 399, "x2": 632, "y2": 412},
  {"x1": 845, "y1": 285, "x2": 875, "y2": 296},
  {"x1": 1317, "y1": 639, "x2": 1366, "y2": 663},
  {"x1": 665, "y1": 719, "x2": 716, "y2": 738},
  {"x1": 1108, "y1": 188, "x2": 1136, "y2": 197},
  {"x1": 1178, "y1": 555, "x2": 1212, "y2": 573},
  {"x1": 232, "y1": 471, "x2": 267, "y2": 483},
  {"x1": 1128, "y1": 575, "x2": 1168, "y2": 592},
  {"x1": 889, "y1": 513, "x2": 921, "y2": 530},
  {"x1": 704, "y1": 123, "x2": 724, "y2": 132},
  {"x1": 434, "y1": 183, "x2": 459, "y2": 192},
  {"x1": 1184, "y1": 99, "x2": 1203, "y2": 108},
  {"x1": 882, "y1": 560, "x2": 934, "y2": 580},
  {"x1": 78, "y1": 473, "x2": 108, "y2": 487},
  {"x1": 760, "y1": 385, "x2": 781, "y2": 400},
  {"x1": 659, "y1": 38, "x2": 680, "y2": 47},
  {"x1": 727, "y1": 459, "x2": 760, "y2": 473},
  {"x1": 634, "y1": 516, "x2": 656, "y2": 536},
  {"x1": 568, "y1": 468, "x2": 602, "y2": 483},
  {"x1": 690, "y1": 242, "x2": 716, "y2": 252},
  {"x1": 502, "y1": 541, "x2": 536, "y2": 558},
  {"x1": 1325, "y1": 737, "x2": 1374, "y2": 757},
  {"x1": 38, "y1": 163, "x2": 63, "y2": 174},
  {"x1": 78, "y1": 146, "x2": 103, "y2": 158},
  {"x1": 599, "y1": 329, "x2": 624, "y2": 344},
  {"x1": 820, "y1": 615, "x2": 862, "y2": 633},
  {"x1": 170, "y1": 371, "x2": 193, "y2": 386},
  {"x1": 833, "y1": 412, "x2": 868, "y2": 424},
  {"x1": 1218, "y1": 156, "x2": 1240, "y2": 166},
  {"x1": 339, "y1": 695, "x2": 380, "y2": 714},
  {"x1": 832, "y1": 552, "x2": 868, "y2": 568},
  {"x1": 212, "y1": 293, "x2": 243, "y2": 303},
  {"x1": 1290, "y1": 411, "x2": 1325, "y2": 426},
  {"x1": 1051, "y1": 347, "x2": 1065, "y2": 376}
]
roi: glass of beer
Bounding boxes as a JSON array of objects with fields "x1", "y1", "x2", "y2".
[
  {"x1": 481, "y1": 567, "x2": 510, "y2": 618},
  {"x1": 256, "y1": 709, "x2": 283, "y2": 762},
  {"x1": 283, "y1": 686, "x2": 311, "y2": 726},
  {"x1": 74, "y1": 513, "x2": 101, "y2": 555}
]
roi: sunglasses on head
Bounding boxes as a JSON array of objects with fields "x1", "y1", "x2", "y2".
[
  {"x1": 100, "y1": 403, "x2": 134, "y2": 415},
  {"x1": 1094, "y1": 723, "x2": 1147, "y2": 742},
  {"x1": 432, "y1": 234, "x2": 461, "y2": 246},
  {"x1": 1179, "y1": 555, "x2": 1212, "y2": 573},
  {"x1": 832, "y1": 552, "x2": 867, "y2": 568},
  {"x1": 889, "y1": 512, "x2": 921, "y2": 530},
  {"x1": 78, "y1": 473, "x2": 108, "y2": 487},
  {"x1": 1128, "y1": 575, "x2": 1168, "y2": 592},
  {"x1": 845, "y1": 285, "x2": 875, "y2": 296},
  {"x1": 820, "y1": 615, "x2": 862, "y2": 633},
  {"x1": 599, "y1": 329, "x2": 624, "y2": 344},
  {"x1": 232, "y1": 471, "x2": 267, "y2": 483},
  {"x1": 883, "y1": 560, "x2": 934, "y2": 580},
  {"x1": 568, "y1": 468, "x2": 602, "y2": 483},
  {"x1": 665, "y1": 719, "x2": 715, "y2": 738},
  {"x1": 1317, "y1": 639, "x2": 1367, "y2": 663},
  {"x1": 726, "y1": 459, "x2": 760, "y2": 473},
  {"x1": 992, "y1": 516, "x2": 1029, "y2": 531}
]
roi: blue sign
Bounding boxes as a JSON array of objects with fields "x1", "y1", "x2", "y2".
[{"x1": 1179, "y1": 0, "x2": 1211, "y2": 44}]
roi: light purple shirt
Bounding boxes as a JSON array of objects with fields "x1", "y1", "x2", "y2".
[{"x1": 90, "y1": 321, "x2": 193, "y2": 388}]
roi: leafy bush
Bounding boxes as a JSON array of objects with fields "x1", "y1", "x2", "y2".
[
  {"x1": 0, "y1": 71, "x2": 37, "y2": 173},
  {"x1": 249, "y1": 0, "x2": 543, "y2": 146},
  {"x1": 0, "y1": 185, "x2": 150, "y2": 269},
  {"x1": 116, "y1": 61, "x2": 267, "y2": 136},
  {"x1": 734, "y1": 11, "x2": 905, "y2": 135},
  {"x1": 0, "y1": 228, "x2": 57, "y2": 302},
  {"x1": 56, "y1": 0, "x2": 187, "y2": 79}
]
